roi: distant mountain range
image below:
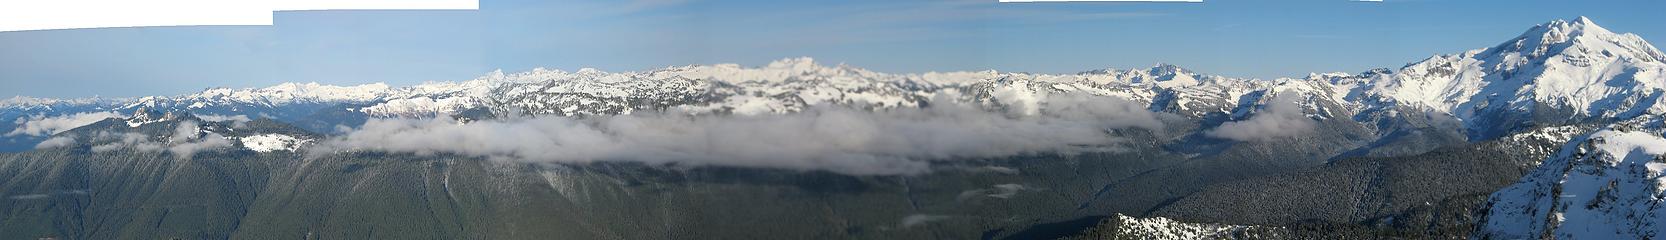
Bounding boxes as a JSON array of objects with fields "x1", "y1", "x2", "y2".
[
  {"x1": 9, "y1": 16, "x2": 1663, "y2": 151},
  {"x1": 3, "y1": 16, "x2": 1665, "y2": 239}
]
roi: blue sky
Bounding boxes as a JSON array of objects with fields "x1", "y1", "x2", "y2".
[{"x1": 2, "y1": 0, "x2": 1663, "y2": 98}]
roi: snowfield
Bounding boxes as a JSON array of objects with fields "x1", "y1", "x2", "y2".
[
  {"x1": 1480, "y1": 119, "x2": 1666, "y2": 239},
  {"x1": 239, "y1": 134, "x2": 310, "y2": 152}
]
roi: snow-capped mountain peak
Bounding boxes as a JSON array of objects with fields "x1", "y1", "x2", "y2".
[
  {"x1": 1147, "y1": 63, "x2": 1190, "y2": 77},
  {"x1": 1143, "y1": 63, "x2": 1201, "y2": 87},
  {"x1": 124, "y1": 107, "x2": 175, "y2": 127},
  {"x1": 1072, "y1": 63, "x2": 1209, "y2": 88},
  {"x1": 258, "y1": 82, "x2": 392, "y2": 100},
  {"x1": 184, "y1": 82, "x2": 393, "y2": 104},
  {"x1": 1487, "y1": 16, "x2": 1662, "y2": 65},
  {"x1": 114, "y1": 81, "x2": 397, "y2": 113},
  {"x1": 1360, "y1": 16, "x2": 1666, "y2": 139}
]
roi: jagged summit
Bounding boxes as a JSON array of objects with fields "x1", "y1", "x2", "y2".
[
  {"x1": 1140, "y1": 63, "x2": 1201, "y2": 86},
  {"x1": 128, "y1": 107, "x2": 160, "y2": 120},
  {"x1": 1483, "y1": 16, "x2": 1663, "y2": 64},
  {"x1": 122, "y1": 107, "x2": 196, "y2": 128},
  {"x1": 1354, "y1": 16, "x2": 1666, "y2": 139},
  {"x1": 1147, "y1": 63, "x2": 1190, "y2": 75}
]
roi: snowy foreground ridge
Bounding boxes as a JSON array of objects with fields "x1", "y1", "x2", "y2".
[
  {"x1": 1110, "y1": 214, "x2": 1257, "y2": 239},
  {"x1": 1479, "y1": 118, "x2": 1666, "y2": 239}
]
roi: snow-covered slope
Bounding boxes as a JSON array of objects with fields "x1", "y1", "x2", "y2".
[
  {"x1": 1478, "y1": 118, "x2": 1666, "y2": 239},
  {"x1": 1076, "y1": 214, "x2": 1261, "y2": 240},
  {"x1": 239, "y1": 134, "x2": 310, "y2": 152},
  {"x1": 1116, "y1": 214, "x2": 1255, "y2": 239},
  {"x1": 35, "y1": 108, "x2": 321, "y2": 155},
  {"x1": 1358, "y1": 17, "x2": 1666, "y2": 139}
]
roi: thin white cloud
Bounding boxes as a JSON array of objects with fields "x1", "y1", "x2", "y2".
[
  {"x1": 85, "y1": 122, "x2": 228, "y2": 158},
  {"x1": 197, "y1": 114, "x2": 252, "y2": 128},
  {"x1": 900, "y1": 214, "x2": 952, "y2": 228},
  {"x1": 1205, "y1": 93, "x2": 1317, "y2": 141},
  {"x1": 196, "y1": 114, "x2": 251, "y2": 122},
  {"x1": 168, "y1": 135, "x2": 231, "y2": 159},
  {"x1": 957, "y1": 183, "x2": 1033, "y2": 201},
  {"x1": 7, "y1": 194, "x2": 50, "y2": 200},
  {"x1": 7, "y1": 111, "x2": 125, "y2": 137},
  {"x1": 6, "y1": 189, "x2": 89, "y2": 200},
  {"x1": 90, "y1": 131, "x2": 165, "y2": 153},
  {"x1": 963, "y1": 166, "x2": 1021, "y2": 175},
  {"x1": 35, "y1": 136, "x2": 75, "y2": 149},
  {"x1": 166, "y1": 121, "x2": 232, "y2": 159}
]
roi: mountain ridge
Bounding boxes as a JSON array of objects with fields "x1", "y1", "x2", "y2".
[{"x1": 2, "y1": 17, "x2": 1661, "y2": 158}]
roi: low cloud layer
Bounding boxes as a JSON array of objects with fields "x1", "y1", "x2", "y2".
[
  {"x1": 1206, "y1": 94, "x2": 1316, "y2": 142},
  {"x1": 7, "y1": 111, "x2": 124, "y2": 136},
  {"x1": 900, "y1": 214, "x2": 951, "y2": 228},
  {"x1": 6, "y1": 189, "x2": 89, "y2": 200},
  {"x1": 85, "y1": 121, "x2": 232, "y2": 159},
  {"x1": 197, "y1": 114, "x2": 252, "y2": 128},
  {"x1": 957, "y1": 183, "x2": 1032, "y2": 201},
  {"x1": 318, "y1": 93, "x2": 1166, "y2": 175},
  {"x1": 166, "y1": 121, "x2": 232, "y2": 159},
  {"x1": 90, "y1": 131, "x2": 164, "y2": 153},
  {"x1": 34, "y1": 136, "x2": 74, "y2": 149}
]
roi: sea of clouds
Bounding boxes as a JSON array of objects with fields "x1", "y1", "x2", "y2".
[
  {"x1": 11, "y1": 90, "x2": 1320, "y2": 175},
  {"x1": 315, "y1": 92, "x2": 1168, "y2": 175}
]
